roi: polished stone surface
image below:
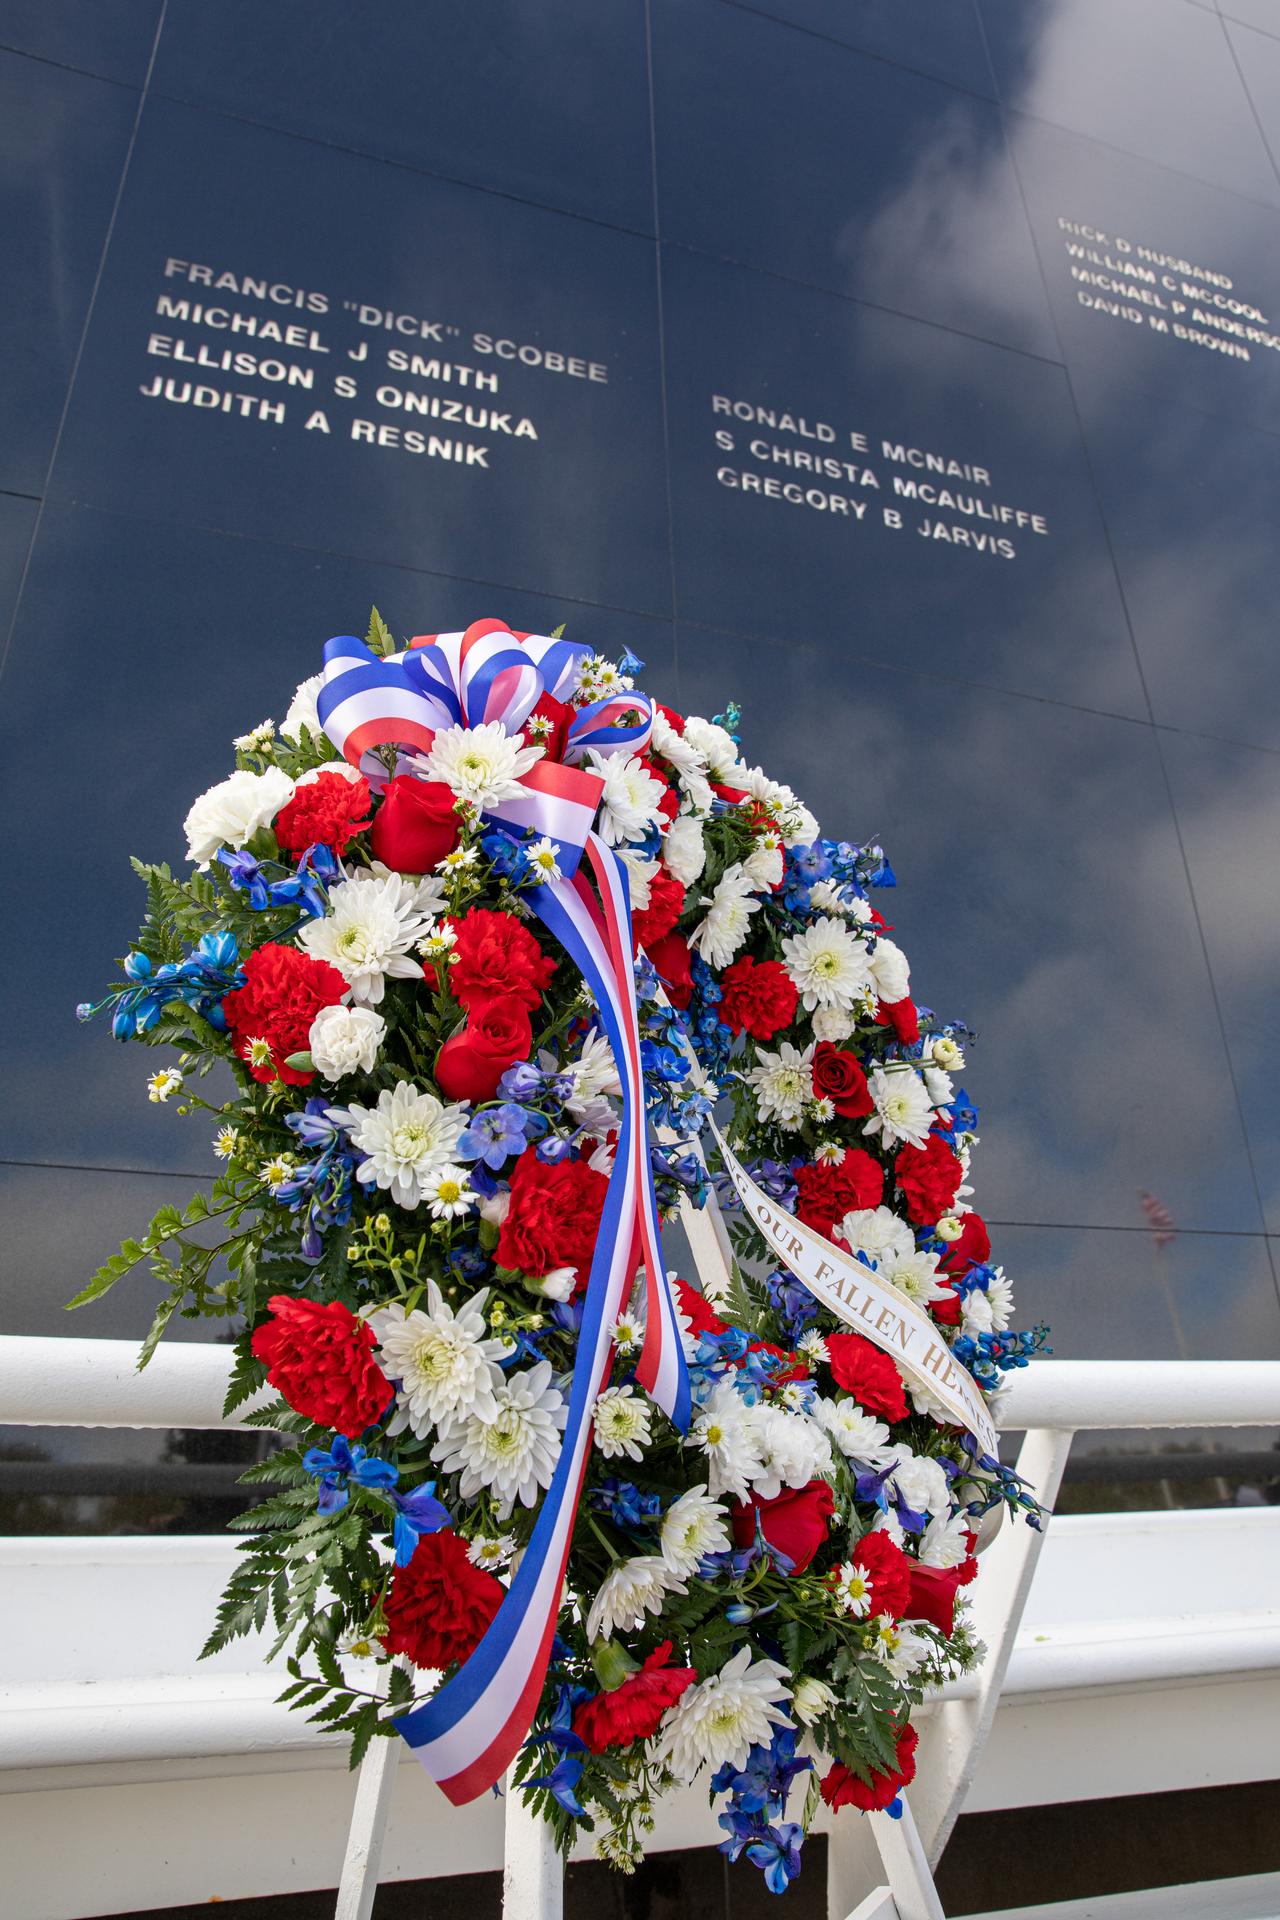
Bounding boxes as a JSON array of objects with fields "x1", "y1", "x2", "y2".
[
  {"x1": 50, "y1": 96, "x2": 670, "y2": 614},
  {"x1": 0, "y1": 50, "x2": 137, "y2": 495},
  {"x1": 732, "y1": 0, "x2": 996, "y2": 95},
  {"x1": 0, "y1": 0, "x2": 159, "y2": 84},
  {"x1": 0, "y1": 505, "x2": 672, "y2": 1171},
  {"x1": 152, "y1": 0, "x2": 654, "y2": 233},
  {"x1": 650, "y1": 0, "x2": 1057, "y2": 357},
  {"x1": 0, "y1": 491, "x2": 36, "y2": 636},
  {"x1": 980, "y1": 0, "x2": 1280, "y2": 205},
  {"x1": 662, "y1": 246, "x2": 1147, "y2": 717}
]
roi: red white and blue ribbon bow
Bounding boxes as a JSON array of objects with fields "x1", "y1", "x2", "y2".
[{"x1": 318, "y1": 618, "x2": 691, "y2": 1802}]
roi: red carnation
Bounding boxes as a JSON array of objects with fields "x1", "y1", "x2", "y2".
[
  {"x1": 718, "y1": 956, "x2": 798, "y2": 1041},
  {"x1": 811, "y1": 1041, "x2": 874, "y2": 1119},
  {"x1": 381, "y1": 1528, "x2": 504, "y2": 1670},
  {"x1": 370, "y1": 775, "x2": 459, "y2": 873},
  {"x1": 572, "y1": 1643, "x2": 696, "y2": 1753},
  {"x1": 631, "y1": 864, "x2": 686, "y2": 950},
  {"x1": 273, "y1": 770, "x2": 372, "y2": 859},
  {"x1": 251, "y1": 1296, "x2": 389, "y2": 1437},
  {"x1": 637, "y1": 753, "x2": 680, "y2": 825},
  {"x1": 655, "y1": 702, "x2": 686, "y2": 736},
  {"x1": 850, "y1": 1529, "x2": 913, "y2": 1620},
  {"x1": 221, "y1": 942, "x2": 347, "y2": 1085},
  {"x1": 896, "y1": 1134, "x2": 963, "y2": 1226},
  {"x1": 825, "y1": 1332, "x2": 909, "y2": 1422},
  {"x1": 821, "y1": 1724, "x2": 918, "y2": 1814},
  {"x1": 435, "y1": 1001, "x2": 532, "y2": 1102},
  {"x1": 520, "y1": 692, "x2": 573, "y2": 762},
  {"x1": 795, "y1": 1151, "x2": 884, "y2": 1237},
  {"x1": 675, "y1": 1277, "x2": 728, "y2": 1339},
  {"x1": 449, "y1": 908, "x2": 556, "y2": 1015},
  {"x1": 940, "y1": 1212, "x2": 991, "y2": 1277},
  {"x1": 732, "y1": 1479, "x2": 835, "y2": 1573},
  {"x1": 496, "y1": 1150, "x2": 609, "y2": 1294},
  {"x1": 907, "y1": 1560, "x2": 965, "y2": 1636},
  {"x1": 877, "y1": 997, "x2": 920, "y2": 1045},
  {"x1": 646, "y1": 931, "x2": 693, "y2": 1009}
]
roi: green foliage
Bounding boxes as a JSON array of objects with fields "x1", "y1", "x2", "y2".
[{"x1": 366, "y1": 606, "x2": 396, "y2": 657}]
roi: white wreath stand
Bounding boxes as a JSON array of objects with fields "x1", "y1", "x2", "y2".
[{"x1": 332, "y1": 1174, "x2": 1069, "y2": 1920}]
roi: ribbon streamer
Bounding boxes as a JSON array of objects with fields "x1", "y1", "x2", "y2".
[{"x1": 316, "y1": 620, "x2": 690, "y2": 1800}]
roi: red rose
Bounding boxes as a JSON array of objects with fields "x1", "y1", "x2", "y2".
[
  {"x1": 496, "y1": 1151, "x2": 610, "y2": 1294},
  {"x1": 878, "y1": 997, "x2": 920, "y2": 1045},
  {"x1": 274, "y1": 769, "x2": 372, "y2": 858},
  {"x1": 718, "y1": 956, "x2": 798, "y2": 1040},
  {"x1": 646, "y1": 931, "x2": 693, "y2": 1009},
  {"x1": 449, "y1": 908, "x2": 556, "y2": 1015},
  {"x1": 821, "y1": 1724, "x2": 918, "y2": 1814},
  {"x1": 435, "y1": 1001, "x2": 533, "y2": 1102},
  {"x1": 572, "y1": 1643, "x2": 696, "y2": 1753},
  {"x1": 381, "y1": 1527, "x2": 504, "y2": 1670},
  {"x1": 930, "y1": 1280, "x2": 962, "y2": 1327},
  {"x1": 370, "y1": 775, "x2": 459, "y2": 873},
  {"x1": 631, "y1": 864, "x2": 686, "y2": 950},
  {"x1": 732, "y1": 1479, "x2": 835, "y2": 1573},
  {"x1": 940, "y1": 1212, "x2": 991, "y2": 1277},
  {"x1": 907, "y1": 1560, "x2": 964, "y2": 1636},
  {"x1": 795, "y1": 1151, "x2": 885, "y2": 1237},
  {"x1": 221, "y1": 942, "x2": 347, "y2": 1085},
  {"x1": 811, "y1": 1042, "x2": 874, "y2": 1118},
  {"x1": 519, "y1": 691, "x2": 573, "y2": 762},
  {"x1": 825, "y1": 1332, "x2": 909, "y2": 1423},
  {"x1": 251, "y1": 1295, "x2": 389, "y2": 1437},
  {"x1": 896, "y1": 1134, "x2": 963, "y2": 1226},
  {"x1": 850, "y1": 1530, "x2": 913, "y2": 1619}
]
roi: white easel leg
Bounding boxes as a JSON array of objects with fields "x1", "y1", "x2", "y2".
[
  {"x1": 503, "y1": 1768, "x2": 564, "y2": 1920},
  {"x1": 334, "y1": 1731, "x2": 400, "y2": 1920}
]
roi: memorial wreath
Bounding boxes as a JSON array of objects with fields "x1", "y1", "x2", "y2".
[{"x1": 77, "y1": 613, "x2": 1045, "y2": 1895}]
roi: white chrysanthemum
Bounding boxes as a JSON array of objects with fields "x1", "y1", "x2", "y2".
[
  {"x1": 781, "y1": 916, "x2": 873, "y2": 1011},
  {"x1": 792, "y1": 1675, "x2": 837, "y2": 1726},
  {"x1": 688, "y1": 1379, "x2": 763, "y2": 1501},
  {"x1": 864, "y1": 1064, "x2": 935, "y2": 1149},
  {"x1": 920, "y1": 1510, "x2": 972, "y2": 1570},
  {"x1": 884, "y1": 1444, "x2": 952, "y2": 1520},
  {"x1": 836, "y1": 1205, "x2": 917, "y2": 1269},
  {"x1": 593, "y1": 1384, "x2": 654, "y2": 1461},
  {"x1": 745, "y1": 1040, "x2": 814, "y2": 1129},
  {"x1": 586, "y1": 1554, "x2": 682, "y2": 1644},
  {"x1": 183, "y1": 765, "x2": 295, "y2": 865},
  {"x1": 651, "y1": 708, "x2": 714, "y2": 810},
  {"x1": 874, "y1": 1619, "x2": 931, "y2": 1681},
  {"x1": 866, "y1": 937, "x2": 911, "y2": 1006},
  {"x1": 368, "y1": 1285, "x2": 506, "y2": 1435},
  {"x1": 659, "y1": 1485, "x2": 732, "y2": 1580},
  {"x1": 432, "y1": 1360, "x2": 567, "y2": 1518},
  {"x1": 689, "y1": 862, "x2": 761, "y2": 967},
  {"x1": 681, "y1": 716, "x2": 742, "y2": 784},
  {"x1": 423, "y1": 720, "x2": 544, "y2": 808},
  {"x1": 654, "y1": 1645, "x2": 792, "y2": 1778},
  {"x1": 280, "y1": 673, "x2": 326, "y2": 743},
  {"x1": 586, "y1": 749, "x2": 668, "y2": 847},
  {"x1": 615, "y1": 845, "x2": 659, "y2": 910},
  {"x1": 811, "y1": 1004, "x2": 856, "y2": 1043},
  {"x1": 742, "y1": 833, "x2": 784, "y2": 890},
  {"x1": 147, "y1": 1068, "x2": 183, "y2": 1103},
  {"x1": 308, "y1": 1004, "x2": 386, "y2": 1082},
  {"x1": 881, "y1": 1246, "x2": 951, "y2": 1310},
  {"x1": 808, "y1": 880, "x2": 852, "y2": 915},
  {"x1": 743, "y1": 1403, "x2": 832, "y2": 1502},
  {"x1": 818, "y1": 1398, "x2": 892, "y2": 1464},
  {"x1": 927, "y1": 1033, "x2": 966, "y2": 1071},
  {"x1": 300, "y1": 870, "x2": 431, "y2": 1004},
  {"x1": 336, "y1": 1079, "x2": 467, "y2": 1207},
  {"x1": 985, "y1": 1268, "x2": 1014, "y2": 1332},
  {"x1": 661, "y1": 811, "x2": 707, "y2": 887},
  {"x1": 923, "y1": 1065, "x2": 954, "y2": 1110}
]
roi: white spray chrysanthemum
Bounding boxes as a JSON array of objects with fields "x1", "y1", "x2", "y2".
[
  {"x1": 586, "y1": 1555, "x2": 684, "y2": 1644},
  {"x1": 659, "y1": 1485, "x2": 732, "y2": 1581},
  {"x1": 423, "y1": 720, "x2": 544, "y2": 809},
  {"x1": 333, "y1": 1080, "x2": 467, "y2": 1207},
  {"x1": 654, "y1": 1645, "x2": 792, "y2": 1778},
  {"x1": 689, "y1": 864, "x2": 760, "y2": 967},
  {"x1": 432, "y1": 1361, "x2": 567, "y2": 1518},
  {"x1": 586, "y1": 749, "x2": 668, "y2": 846},
  {"x1": 300, "y1": 870, "x2": 432, "y2": 1005},
  {"x1": 864, "y1": 1064, "x2": 936, "y2": 1150},
  {"x1": 368, "y1": 1285, "x2": 507, "y2": 1436},
  {"x1": 687, "y1": 1379, "x2": 763, "y2": 1502},
  {"x1": 780, "y1": 915, "x2": 873, "y2": 1011},
  {"x1": 745, "y1": 1040, "x2": 815, "y2": 1129},
  {"x1": 593, "y1": 1384, "x2": 654, "y2": 1461}
]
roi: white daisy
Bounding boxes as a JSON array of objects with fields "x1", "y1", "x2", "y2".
[
  {"x1": 423, "y1": 721, "x2": 544, "y2": 810},
  {"x1": 424, "y1": 1165, "x2": 476, "y2": 1220},
  {"x1": 308, "y1": 1004, "x2": 386, "y2": 1082},
  {"x1": 874, "y1": 1619, "x2": 931, "y2": 1681},
  {"x1": 866, "y1": 937, "x2": 911, "y2": 1006},
  {"x1": 369, "y1": 1285, "x2": 506, "y2": 1435},
  {"x1": 586, "y1": 1555, "x2": 682, "y2": 1644},
  {"x1": 745, "y1": 1040, "x2": 815, "y2": 1129},
  {"x1": 593, "y1": 1384, "x2": 654, "y2": 1461},
  {"x1": 233, "y1": 719, "x2": 275, "y2": 753},
  {"x1": 468, "y1": 1532, "x2": 517, "y2": 1571},
  {"x1": 262, "y1": 1152, "x2": 296, "y2": 1190},
  {"x1": 661, "y1": 811, "x2": 707, "y2": 887},
  {"x1": 612, "y1": 1309, "x2": 646, "y2": 1356},
  {"x1": 335, "y1": 1080, "x2": 467, "y2": 1208},
  {"x1": 737, "y1": 766, "x2": 819, "y2": 846},
  {"x1": 147, "y1": 1068, "x2": 183, "y2": 1103},
  {"x1": 212, "y1": 1125, "x2": 239, "y2": 1160},
  {"x1": 831, "y1": 1560, "x2": 876, "y2": 1619},
  {"x1": 183, "y1": 765, "x2": 294, "y2": 866},
  {"x1": 781, "y1": 916, "x2": 873, "y2": 1011},
  {"x1": 688, "y1": 1380, "x2": 763, "y2": 1502},
  {"x1": 659, "y1": 1486, "x2": 732, "y2": 1580},
  {"x1": 741, "y1": 833, "x2": 784, "y2": 891},
  {"x1": 586, "y1": 750, "x2": 668, "y2": 847},
  {"x1": 524, "y1": 836, "x2": 562, "y2": 883},
  {"x1": 299, "y1": 870, "x2": 432, "y2": 1005},
  {"x1": 654, "y1": 1645, "x2": 792, "y2": 1779},
  {"x1": 432, "y1": 1361, "x2": 567, "y2": 1518},
  {"x1": 796, "y1": 1329, "x2": 829, "y2": 1366},
  {"x1": 864, "y1": 1064, "x2": 935, "y2": 1149},
  {"x1": 689, "y1": 864, "x2": 760, "y2": 967}
]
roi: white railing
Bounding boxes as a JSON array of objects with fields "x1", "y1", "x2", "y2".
[{"x1": 1, "y1": 1333, "x2": 1277, "y2": 1920}]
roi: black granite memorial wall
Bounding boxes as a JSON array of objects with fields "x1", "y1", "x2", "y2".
[{"x1": 2, "y1": 0, "x2": 1279, "y2": 1537}]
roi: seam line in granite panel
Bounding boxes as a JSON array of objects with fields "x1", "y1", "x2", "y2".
[
  {"x1": 1220, "y1": 10, "x2": 1280, "y2": 46},
  {"x1": 1220, "y1": 12, "x2": 1280, "y2": 194},
  {"x1": 0, "y1": 1158, "x2": 209, "y2": 1180},
  {"x1": 658, "y1": 236, "x2": 1066, "y2": 373},
  {"x1": 143, "y1": 90, "x2": 658, "y2": 246},
  {"x1": 0, "y1": 43, "x2": 142, "y2": 90},
  {"x1": 645, "y1": 0, "x2": 683, "y2": 684},
  {"x1": 0, "y1": 3, "x2": 167, "y2": 689},
  {"x1": 1000, "y1": 99, "x2": 1280, "y2": 219},
  {"x1": 28, "y1": 498, "x2": 676, "y2": 630},
  {"x1": 984, "y1": 1219, "x2": 1273, "y2": 1238},
  {"x1": 710, "y1": 0, "x2": 1000, "y2": 104}
]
